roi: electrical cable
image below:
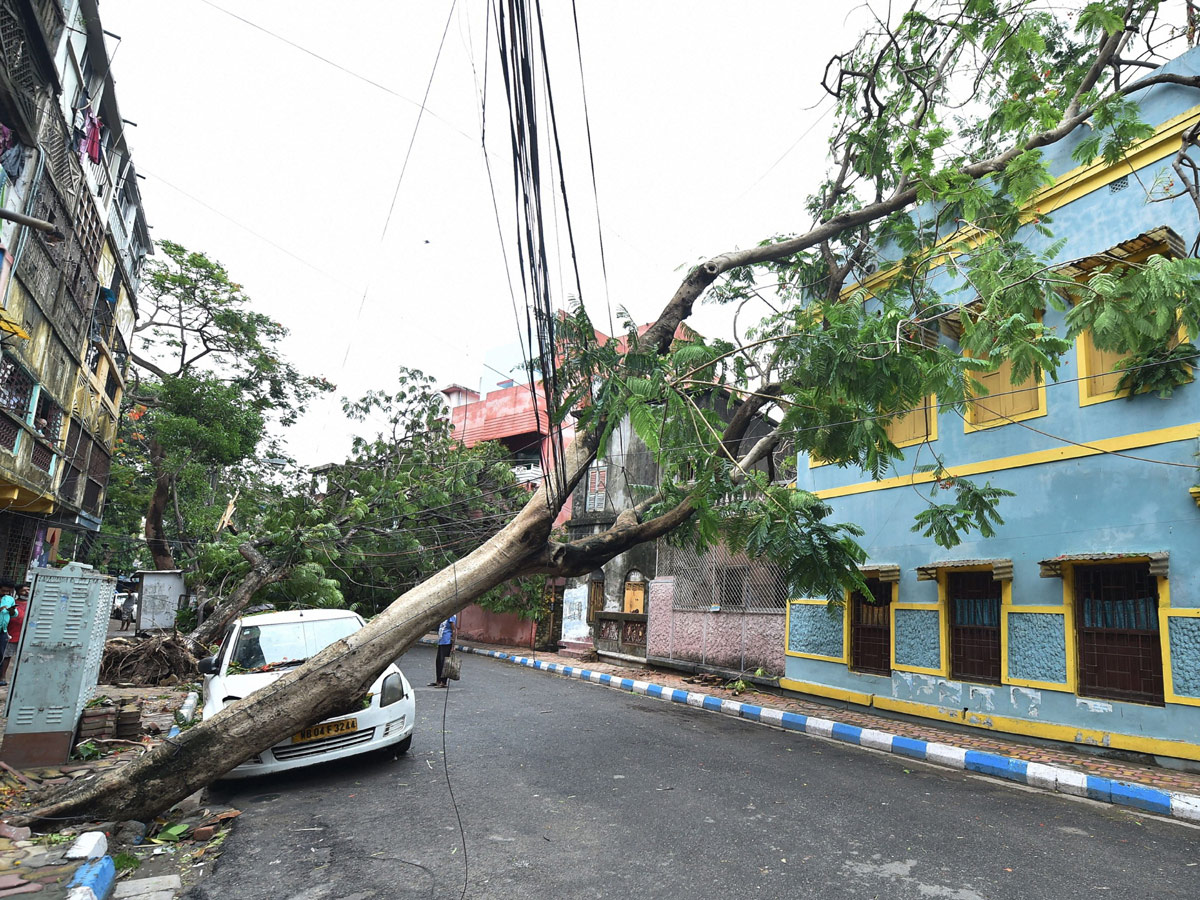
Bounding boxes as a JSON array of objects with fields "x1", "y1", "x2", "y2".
[
  {"x1": 195, "y1": 0, "x2": 475, "y2": 143},
  {"x1": 341, "y1": 0, "x2": 459, "y2": 371},
  {"x1": 444, "y1": 564, "x2": 470, "y2": 900}
]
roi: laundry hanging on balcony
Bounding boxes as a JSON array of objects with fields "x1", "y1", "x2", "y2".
[
  {"x1": 82, "y1": 112, "x2": 102, "y2": 164},
  {"x1": 0, "y1": 142, "x2": 25, "y2": 181}
]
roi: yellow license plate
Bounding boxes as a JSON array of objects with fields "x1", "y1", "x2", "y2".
[{"x1": 292, "y1": 718, "x2": 358, "y2": 744}]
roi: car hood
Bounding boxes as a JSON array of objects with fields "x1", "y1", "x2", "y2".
[
  {"x1": 204, "y1": 665, "x2": 396, "y2": 712},
  {"x1": 214, "y1": 671, "x2": 285, "y2": 700}
]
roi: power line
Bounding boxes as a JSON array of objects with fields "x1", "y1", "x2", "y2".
[
  {"x1": 341, "y1": 0, "x2": 459, "y2": 371},
  {"x1": 195, "y1": 0, "x2": 476, "y2": 144}
]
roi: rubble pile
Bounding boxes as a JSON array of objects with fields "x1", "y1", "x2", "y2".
[{"x1": 100, "y1": 634, "x2": 199, "y2": 686}]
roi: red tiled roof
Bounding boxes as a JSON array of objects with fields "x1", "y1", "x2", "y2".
[{"x1": 450, "y1": 383, "x2": 551, "y2": 447}]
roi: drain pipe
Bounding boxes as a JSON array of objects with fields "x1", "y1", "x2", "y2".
[{"x1": 0, "y1": 207, "x2": 63, "y2": 239}]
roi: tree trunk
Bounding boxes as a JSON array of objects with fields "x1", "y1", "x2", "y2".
[
  {"x1": 20, "y1": 483, "x2": 562, "y2": 825},
  {"x1": 145, "y1": 440, "x2": 176, "y2": 571},
  {"x1": 189, "y1": 544, "x2": 289, "y2": 649}
]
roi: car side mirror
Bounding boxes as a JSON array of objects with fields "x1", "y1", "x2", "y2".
[{"x1": 197, "y1": 655, "x2": 220, "y2": 676}]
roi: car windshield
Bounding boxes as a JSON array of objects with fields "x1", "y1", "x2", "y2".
[{"x1": 228, "y1": 617, "x2": 360, "y2": 672}]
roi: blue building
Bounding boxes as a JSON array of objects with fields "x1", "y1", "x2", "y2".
[{"x1": 784, "y1": 48, "x2": 1200, "y2": 765}]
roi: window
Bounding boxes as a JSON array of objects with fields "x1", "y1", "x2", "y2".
[
  {"x1": 947, "y1": 571, "x2": 1001, "y2": 684},
  {"x1": 0, "y1": 356, "x2": 34, "y2": 418},
  {"x1": 623, "y1": 570, "x2": 646, "y2": 614},
  {"x1": 584, "y1": 460, "x2": 607, "y2": 513},
  {"x1": 1065, "y1": 232, "x2": 1185, "y2": 405},
  {"x1": 849, "y1": 578, "x2": 892, "y2": 676},
  {"x1": 58, "y1": 464, "x2": 81, "y2": 503},
  {"x1": 1075, "y1": 563, "x2": 1163, "y2": 705},
  {"x1": 1075, "y1": 310, "x2": 1187, "y2": 405},
  {"x1": 586, "y1": 572, "x2": 605, "y2": 624},
  {"x1": 35, "y1": 392, "x2": 63, "y2": 443},
  {"x1": 884, "y1": 395, "x2": 937, "y2": 448},
  {"x1": 231, "y1": 617, "x2": 361, "y2": 671},
  {"x1": 965, "y1": 355, "x2": 1044, "y2": 430},
  {"x1": 1077, "y1": 331, "x2": 1131, "y2": 403}
]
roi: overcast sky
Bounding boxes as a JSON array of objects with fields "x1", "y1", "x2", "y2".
[{"x1": 99, "y1": 0, "x2": 870, "y2": 465}]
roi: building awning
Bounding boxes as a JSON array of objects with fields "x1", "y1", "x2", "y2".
[
  {"x1": 1037, "y1": 552, "x2": 1168, "y2": 579},
  {"x1": 860, "y1": 564, "x2": 900, "y2": 583},
  {"x1": 1054, "y1": 225, "x2": 1185, "y2": 281},
  {"x1": 0, "y1": 309, "x2": 30, "y2": 340},
  {"x1": 915, "y1": 558, "x2": 1013, "y2": 582}
]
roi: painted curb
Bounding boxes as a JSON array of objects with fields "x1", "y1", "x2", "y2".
[
  {"x1": 442, "y1": 641, "x2": 1200, "y2": 824},
  {"x1": 66, "y1": 854, "x2": 115, "y2": 900}
]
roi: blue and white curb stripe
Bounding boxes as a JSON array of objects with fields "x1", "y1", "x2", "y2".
[
  {"x1": 448, "y1": 642, "x2": 1200, "y2": 824},
  {"x1": 65, "y1": 854, "x2": 115, "y2": 900}
]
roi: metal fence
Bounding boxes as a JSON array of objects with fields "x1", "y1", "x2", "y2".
[{"x1": 659, "y1": 540, "x2": 789, "y2": 613}]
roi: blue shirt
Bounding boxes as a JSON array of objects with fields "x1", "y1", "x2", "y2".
[{"x1": 437, "y1": 615, "x2": 457, "y2": 645}]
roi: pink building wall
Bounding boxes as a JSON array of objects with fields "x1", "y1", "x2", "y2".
[
  {"x1": 457, "y1": 603, "x2": 537, "y2": 648},
  {"x1": 647, "y1": 577, "x2": 786, "y2": 676}
]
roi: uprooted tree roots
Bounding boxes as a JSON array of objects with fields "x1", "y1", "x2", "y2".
[{"x1": 100, "y1": 634, "x2": 202, "y2": 685}]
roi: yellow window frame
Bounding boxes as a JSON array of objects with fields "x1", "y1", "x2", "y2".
[
  {"x1": 963, "y1": 351, "x2": 1048, "y2": 433},
  {"x1": 1068, "y1": 243, "x2": 1191, "y2": 406}
]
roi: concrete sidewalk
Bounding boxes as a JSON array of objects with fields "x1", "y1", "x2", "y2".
[{"x1": 440, "y1": 638, "x2": 1200, "y2": 823}]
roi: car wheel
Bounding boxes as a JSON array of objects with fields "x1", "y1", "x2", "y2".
[{"x1": 395, "y1": 734, "x2": 412, "y2": 755}]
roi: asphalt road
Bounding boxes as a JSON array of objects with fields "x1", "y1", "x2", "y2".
[{"x1": 185, "y1": 646, "x2": 1200, "y2": 899}]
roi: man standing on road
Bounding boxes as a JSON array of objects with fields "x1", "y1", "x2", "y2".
[
  {"x1": 430, "y1": 614, "x2": 456, "y2": 687},
  {"x1": 119, "y1": 592, "x2": 137, "y2": 631}
]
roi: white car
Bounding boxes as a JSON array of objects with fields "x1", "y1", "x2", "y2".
[{"x1": 198, "y1": 608, "x2": 415, "y2": 778}]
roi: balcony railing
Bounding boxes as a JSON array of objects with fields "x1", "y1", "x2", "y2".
[
  {"x1": 38, "y1": 107, "x2": 84, "y2": 206},
  {"x1": 511, "y1": 463, "x2": 544, "y2": 484},
  {"x1": 107, "y1": 197, "x2": 129, "y2": 253},
  {"x1": 29, "y1": 0, "x2": 63, "y2": 47},
  {"x1": 0, "y1": 0, "x2": 50, "y2": 141}
]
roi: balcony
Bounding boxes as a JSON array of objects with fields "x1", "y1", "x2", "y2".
[
  {"x1": 511, "y1": 463, "x2": 544, "y2": 484},
  {"x1": 0, "y1": 0, "x2": 49, "y2": 142},
  {"x1": 38, "y1": 106, "x2": 84, "y2": 205},
  {"x1": 108, "y1": 198, "x2": 129, "y2": 254},
  {"x1": 29, "y1": 0, "x2": 63, "y2": 47}
]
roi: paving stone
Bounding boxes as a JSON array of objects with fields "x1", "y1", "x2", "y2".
[
  {"x1": 112, "y1": 874, "x2": 182, "y2": 897},
  {"x1": 0, "y1": 884, "x2": 42, "y2": 896},
  {"x1": 0, "y1": 828, "x2": 28, "y2": 843},
  {"x1": 17, "y1": 850, "x2": 57, "y2": 869},
  {"x1": 0, "y1": 877, "x2": 25, "y2": 890},
  {"x1": 26, "y1": 863, "x2": 78, "y2": 883}
]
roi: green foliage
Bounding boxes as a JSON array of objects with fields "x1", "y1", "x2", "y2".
[
  {"x1": 112, "y1": 853, "x2": 141, "y2": 873},
  {"x1": 911, "y1": 475, "x2": 1016, "y2": 548},
  {"x1": 184, "y1": 368, "x2": 532, "y2": 618},
  {"x1": 1067, "y1": 255, "x2": 1200, "y2": 399},
  {"x1": 73, "y1": 741, "x2": 102, "y2": 761},
  {"x1": 175, "y1": 606, "x2": 197, "y2": 633},
  {"x1": 475, "y1": 576, "x2": 549, "y2": 620},
  {"x1": 111, "y1": 239, "x2": 334, "y2": 569}
]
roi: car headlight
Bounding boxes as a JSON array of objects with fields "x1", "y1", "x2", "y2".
[{"x1": 380, "y1": 673, "x2": 405, "y2": 707}]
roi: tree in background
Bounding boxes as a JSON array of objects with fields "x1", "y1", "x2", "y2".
[
  {"x1": 25, "y1": 0, "x2": 1200, "y2": 823},
  {"x1": 124, "y1": 241, "x2": 332, "y2": 570},
  {"x1": 186, "y1": 367, "x2": 533, "y2": 648}
]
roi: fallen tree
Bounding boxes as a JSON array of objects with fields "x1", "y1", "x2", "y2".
[{"x1": 19, "y1": 0, "x2": 1200, "y2": 824}]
